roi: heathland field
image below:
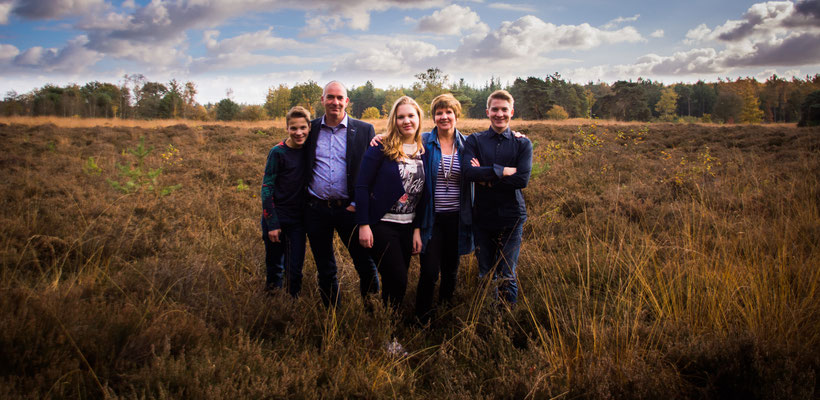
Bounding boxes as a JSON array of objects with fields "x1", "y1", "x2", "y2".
[{"x1": 1, "y1": 117, "x2": 818, "y2": 398}]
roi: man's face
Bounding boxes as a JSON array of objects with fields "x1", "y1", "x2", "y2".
[
  {"x1": 486, "y1": 98, "x2": 514, "y2": 132},
  {"x1": 322, "y1": 83, "x2": 349, "y2": 122}
]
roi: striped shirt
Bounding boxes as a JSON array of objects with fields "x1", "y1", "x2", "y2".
[{"x1": 434, "y1": 151, "x2": 461, "y2": 212}]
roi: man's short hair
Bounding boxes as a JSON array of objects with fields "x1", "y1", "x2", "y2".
[
  {"x1": 431, "y1": 93, "x2": 462, "y2": 119},
  {"x1": 286, "y1": 106, "x2": 311, "y2": 126},
  {"x1": 486, "y1": 89, "x2": 514, "y2": 109},
  {"x1": 322, "y1": 81, "x2": 347, "y2": 98}
]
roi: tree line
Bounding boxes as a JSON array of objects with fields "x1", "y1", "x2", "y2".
[{"x1": 2, "y1": 69, "x2": 819, "y2": 125}]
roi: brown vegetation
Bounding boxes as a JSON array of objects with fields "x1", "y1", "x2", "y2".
[{"x1": 0, "y1": 117, "x2": 818, "y2": 398}]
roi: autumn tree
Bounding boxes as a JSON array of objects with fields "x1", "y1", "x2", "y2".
[
  {"x1": 412, "y1": 68, "x2": 449, "y2": 116},
  {"x1": 361, "y1": 106, "x2": 381, "y2": 119},
  {"x1": 264, "y1": 84, "x2": 291, "y2": 118},
  {"x1": 546, "y1": 105, "x2": 568, "y2": 120},
  {"x1": 290, "y1": 80, "x2": 322, "y2": 115},
  {"x1": 382, "y1": 87, "x2": 406, "y2": 116},
  {"x1": 655, "y1": 87, "x2": 679, "y2": 121}
]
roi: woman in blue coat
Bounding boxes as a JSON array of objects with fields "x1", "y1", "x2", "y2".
[
  {"x1": 415, "y1": 93, "x2": 474, "y2": 324},
  {"x1": 356, "y1": 96, "x2": 428, "y2": 310}
]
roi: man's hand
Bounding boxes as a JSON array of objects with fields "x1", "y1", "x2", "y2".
[
  {"x1": 268, "y1": 229, "x2": 281, "y2": 243},
  {"x1": 359, "y1": 225, "x2": 373, "y2": 248},
  {"x1": 369, "y1": 133, "x2": 386, "y2": 147},
  {"x1": 346, "y1": 204, "x2": 356, "y2": 212},
  {"x1": 502, "y1": 167, "x2": 517, "y2": 177}
]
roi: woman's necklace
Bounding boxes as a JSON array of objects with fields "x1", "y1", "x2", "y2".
[{"x1": 443, "y1": 140, "x2": 456, "y2": 192}]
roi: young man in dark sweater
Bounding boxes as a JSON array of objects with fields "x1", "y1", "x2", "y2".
[
  {"x1": 461, "y1": 90, "x2": 532, "y2": 306},
  {"x1": 261, "y1": 106, "x2": 311, "y2": 297}
]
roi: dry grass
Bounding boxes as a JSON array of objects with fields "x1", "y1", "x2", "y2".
[{"x1": 0, "y1": 117, "x2": 818, "y2": 398}]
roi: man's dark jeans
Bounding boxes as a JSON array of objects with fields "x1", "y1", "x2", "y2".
[
  {"x1": 305, "y1": 197, "x2": 379, "y2": 307},
  {"x1": 473, "y1": 217, "x2": 525, "y2": 304}
]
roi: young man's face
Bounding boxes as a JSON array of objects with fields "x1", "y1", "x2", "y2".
[
  {"x1": 321, "y1": 83, "x2": 349, "y2": 122},
  {"x1": 287, "y1": 117, "x2": 309, "y2": 147},
  {"x1": 486, "y1": 98, "x2": 514, "y2": 133}
]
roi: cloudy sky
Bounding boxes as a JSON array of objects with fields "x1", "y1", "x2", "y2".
[{"x1": 1, "y1": 0, "x2": 818, "y2": 104}]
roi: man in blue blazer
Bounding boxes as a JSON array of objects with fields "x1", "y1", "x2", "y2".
[{"x1": 303, "y1": 81, "x2": 379, "y2": 307}]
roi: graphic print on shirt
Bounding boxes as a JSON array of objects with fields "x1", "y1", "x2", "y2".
[{"x1": 390, "y1": 154, "x2": 424, "y2": 215}]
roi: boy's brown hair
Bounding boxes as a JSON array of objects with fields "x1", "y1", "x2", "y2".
[
  {"x1": 486, "y1": 89, "x2": 515, "y2": 109},
  {"x1": 286, "y1": 106, "x2": 311, "y2": 126}
]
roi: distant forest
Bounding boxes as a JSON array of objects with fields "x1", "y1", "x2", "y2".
[{"x1": 2, "y1": 68, "x2": 819, "y2": 125}]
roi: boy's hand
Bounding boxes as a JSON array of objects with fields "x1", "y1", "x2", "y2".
[
  {"x1": 268, "y1": 229, "x2": 281, "y2": 243},
  {"x1": 369, "y1": 133, "x2": 386, "y2": 147},
  {"x1": 502, "y1": 167, "x2": 517, "y2": 177},
  {"x1": 359, "y1": 225, "x2": 373, "y2": 248}
]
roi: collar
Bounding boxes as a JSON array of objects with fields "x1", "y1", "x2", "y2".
[
  {"x1": 490, "y1": 126, "x2": 512, "y2": 139},
  {"x1": 321, "y1": 114, "x2": 348, "y2": 130},
  {"x1": 426, "y1": 127, "x2": 461, "y2": 148}
]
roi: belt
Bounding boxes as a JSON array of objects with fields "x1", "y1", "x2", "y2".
[{"x1": 308, "y1": 195, "x2": 348, "y2": 208}]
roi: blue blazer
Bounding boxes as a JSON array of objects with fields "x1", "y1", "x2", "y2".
[
  {"x1": 304, "y1": 116, "x2": 376, "y2": 200},
  {"x1": 355, "y1": 144, "x2": 428, "y2": 227}
]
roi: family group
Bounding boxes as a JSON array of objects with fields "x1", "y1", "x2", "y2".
[{"x1": 261, "y1": 81, "x2": 532, "y2": 324}]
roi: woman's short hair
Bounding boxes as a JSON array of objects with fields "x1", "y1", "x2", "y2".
[{"x1": 430, "y1": 93, "x2": 462, "y2": 119}]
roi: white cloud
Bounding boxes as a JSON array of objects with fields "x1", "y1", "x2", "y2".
[
  {"x1": 460, "y1": 15, "x2": 645, "y2": 59},
  {"x1": 10, "y1": 35, "x2": 101, "y2": 73},
  {"x1": 191, "y1": 28, "x2": 319, "y2": 73},
  {"x1": 0, "y1": 43, "x2": 18, "y2": 61},
  {"x1": 204, "y1": 28, "x2": 306, "y2": 55},
  {"x1": 329, "y1": 14, "x2": 646, "y2": 84},
  {"x1": 602, "y1": 14, "x2": 640, "y2": 29},
  {"x1": 650, "y1": 29, "x2": 664, "y2": 38},
  {"x1": 487, "y1": 3, "x2": 537, "y2": 13},
  {"x1": 684, "y1": 23, "x2": 712, "y2": 44},
  {"x1": 0, "y1": 1, "x2": 12, "y2": 24},
  {"x1": 415, "y1": 4, "x2": 489, "y2": 36}
]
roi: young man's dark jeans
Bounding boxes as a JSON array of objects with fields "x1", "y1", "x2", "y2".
[
  {"x1": 305, "y1": 197, "x2": 380, "y2": 307},
  {"x1": 263, "y1": 220, "x2": 306, "y2": 297},
  {"x1": 473, "y1": 217, "x2": 525, "y2": 304}
]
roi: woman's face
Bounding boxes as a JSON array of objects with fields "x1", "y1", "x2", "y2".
[
  {"x1": 396, "y1": 104, "x2": 419, "y2": 139},
  {"x1": 434, "y1": 106, "x2": 457, "y2": 132}
]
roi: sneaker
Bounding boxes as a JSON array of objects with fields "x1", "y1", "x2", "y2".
[{"x1": 385, "y1": 338, "x2": 408, "y2": 357}]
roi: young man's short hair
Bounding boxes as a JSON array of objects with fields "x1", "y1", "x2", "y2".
[
  {"x1": 431, "y1": 93, "x2": 462, "y2": 119},
  {"x1": 286, "y1": 106, "x2": 311, "y2": 126},
  {"x1": 486, "y1": 89, "x2": 515, "y2": 109}
]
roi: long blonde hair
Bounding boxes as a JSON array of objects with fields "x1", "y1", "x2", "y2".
[{"x1": 383, "y1": 96, "x2": 424, "y2": 161}]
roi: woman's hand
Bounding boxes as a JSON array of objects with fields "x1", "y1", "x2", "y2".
[
  {"x1": 369, "y1": 133, "x2": 386, "y2": 147},
  {"x1": 412, "y1": 228, "x2": 422, "y2": 255},
  {"x1": 359, "y1": 225, "x2": 373, "y2": 248},
  {"x1": 470, "y1": 157, "x2": 481, "y2": 167},
  {"x1": 268, "y1": 229, "x2": 281, "y2": 243}
]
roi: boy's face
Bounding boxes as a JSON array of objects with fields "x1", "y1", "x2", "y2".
[
  {"x1": 287, "y1": 117, "x2": 309, "y2": 146},
  {"x1": 486, "y1": 98, "x2": 514, "y2": 133}
]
